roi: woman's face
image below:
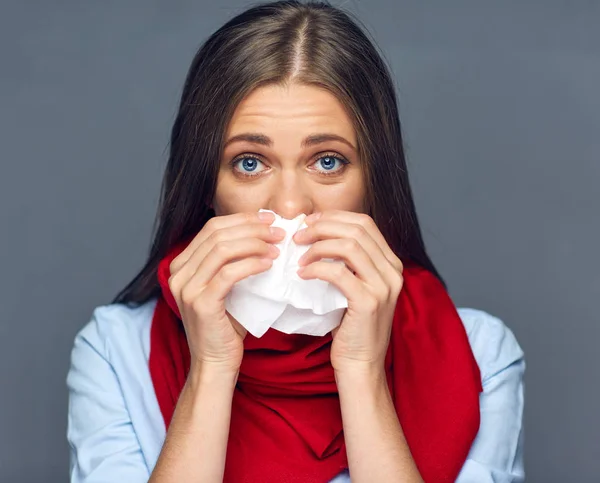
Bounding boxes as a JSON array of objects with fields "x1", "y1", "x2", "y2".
[{"x1": 213, "y1": 83, "x2": 366, "y2": 220}]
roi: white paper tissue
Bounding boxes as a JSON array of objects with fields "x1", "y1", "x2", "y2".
[{"x1": 224, "y1": 209, "x2": 348, "y2": 338}]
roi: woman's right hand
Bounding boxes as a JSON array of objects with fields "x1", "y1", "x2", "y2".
[{"x1": 168, "y1": 211, "x2": 285, "y2": 374}]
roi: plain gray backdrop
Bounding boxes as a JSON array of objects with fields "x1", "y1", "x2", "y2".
[{"x1": 1, "y1": 0, "x2": 598, "y2": 482}]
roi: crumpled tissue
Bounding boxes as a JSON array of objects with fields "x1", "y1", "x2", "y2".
[{"x1": 225, "y1": 209, "x2": 348, "y2": 338}]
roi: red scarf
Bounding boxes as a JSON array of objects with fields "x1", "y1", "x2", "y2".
[{"x1": 149, "y1": 237, "x2": 482, "y2": 482}]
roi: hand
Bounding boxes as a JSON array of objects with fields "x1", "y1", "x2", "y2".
[
  {"x1": 168, "y1": 211, "x2": 285, "y2": 374},
  {"x1": 293, "y1": 210, "x2": 404, "y2": 374}
]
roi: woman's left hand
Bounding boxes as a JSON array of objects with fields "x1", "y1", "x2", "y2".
[{"x1": 293, "y1": 210, "x2": 404, "y2": 374}]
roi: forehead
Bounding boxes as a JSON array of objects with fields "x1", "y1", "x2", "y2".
[{"x1": 226, "y1": 83, "x2": 357, "y2": 143}]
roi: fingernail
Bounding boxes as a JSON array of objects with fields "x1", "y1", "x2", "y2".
[
  {"x1": 294, "y1": 228, "x2": 306, "y2": 240},
  {"x1": 258, "y1": 211, "x2": 275, "y2": 221},
  {"x1": 270, "y1": 227, "x2": 286, "y2": 237},
  {"x1": 305, "y1": 212, "x2": 321, "y2": 223},
  {"x1": 268, "y1": 244, "x2": 280, "y2": 257}
]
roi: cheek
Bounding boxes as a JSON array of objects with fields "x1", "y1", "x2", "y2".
[
  {"x1": 212, "y1": 178, "x2": 236, "y2": 215},
  {"x1": 316, "y1": 174, "x2": 366, "y2": 212},
  {"x1": 212, "y1": 180, "x2": 268, "y2": 215}
]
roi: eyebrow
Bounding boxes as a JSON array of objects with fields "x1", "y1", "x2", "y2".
[{"x1": 223, "y1": 132, "x2": 357, "y2": 151}]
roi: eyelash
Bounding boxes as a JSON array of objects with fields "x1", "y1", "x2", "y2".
[{"x1": 229, "y1": 152, "x2": 350, "y2": 178}]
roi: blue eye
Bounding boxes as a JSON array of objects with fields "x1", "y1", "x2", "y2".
[
  {"x1": 232, "y1": 156, "x2": 266, "y2": 176},
  {"x1": 230, "y1": 152, "x2": 349, "y2": 178},
  {"x1": 240, "y1": 158, "x2": 258, "y2": 171},
  {"x1": 313, "y1": 154, "x2": 349, "y2": 175}
]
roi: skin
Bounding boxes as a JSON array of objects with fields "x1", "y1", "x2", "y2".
[{"x1": 149, "y1": 83, "x2": 424, "y2": 483}]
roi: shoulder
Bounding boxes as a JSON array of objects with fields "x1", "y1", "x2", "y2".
[
  {"x1": 72, "y1": 297, "x2": 158, "y2": 363},
  {"x1": 67, "y1": 297, "x2": 164, "y2": 478},
  {"x1": 456, "y1": 307, "x2": 525, "y2": 383}
]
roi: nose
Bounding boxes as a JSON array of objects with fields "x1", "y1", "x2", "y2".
[{"x1": 265, "y1": 170, "x2": 314, "y2": 220}]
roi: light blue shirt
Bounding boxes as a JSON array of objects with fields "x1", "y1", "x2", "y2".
[{"x1": 67, "y1": 298, "x2": 525, "y2": 482}]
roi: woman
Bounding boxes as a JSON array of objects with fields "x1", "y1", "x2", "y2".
[{"x1": 67, "y1": 1, "x2": 525, "y2": 482}]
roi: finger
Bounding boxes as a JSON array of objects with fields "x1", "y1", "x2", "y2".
[
  {"x1": 171, "y1": 222, "x2": 284, "y2": 288},
  {"x1": 297, "y1": 260, "x2": 377, "y2": 311},
  {"x1": 305, "y1": 210, "x2": 403, "y2": 273},
  {"x1": 202, "y1": 256, "x2": 275, "y2": 303},
  {"x1": 192, "y1": 237, "x2": 280, "y2": 287},
  {"x1": 171, "y1": 211, "x2": 276, "y2": 272},
  {"x1": 297, "y1": 238, "x2": 387, "y2": 293},
  {"x1": 294, "y1": 219, "x2": 396, "y2": 285}
]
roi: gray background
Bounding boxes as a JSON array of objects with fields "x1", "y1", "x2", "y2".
[{"x1": 1, "y1": 0, "x2": 598, "y2": 481}]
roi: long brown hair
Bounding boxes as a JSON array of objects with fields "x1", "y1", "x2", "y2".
[{"x1": 112, "y1": 0, "x2": 445, "y2": 307}]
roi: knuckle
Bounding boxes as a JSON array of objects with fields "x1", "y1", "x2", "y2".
[
  {"x1": 168, "y1": 257, "x2": 180, "y2": 275},
  {"x1": 219, "y1": 263, "x2": 235, "y2": 282},
  {"x1": 358, "y1": 212, "x2": 374, "y2": 227},
  {"x1": 204, "y1": 216, "x2": 218, "y2": 232},
  {"x1": 393, "y1": 273, "x2": 404, "y2": 291},
  {"x1": 207, "y1": 229, "x2": 224, "y2": 246},
  {"x1": 386, "y1": 275, "x2": 403, "y2": 300},
  {"x1": 350, "y1": 225, "x2": 365, "y2": 239},
  {"x1": 343, "y1": 238, "x2": 360, "y2": 252},
  {"x1": 180, "y1": 283, "x2": 195, "y2": 306},
  {"x1": 214, "y1": 241, "x2": 232, "y2": 257},
  {"x1": 168, "y1": 271, "x2": 181, "y2": 291},
  {"x1": 333, "y1": 262, "x2": 347, "y2": 277}
]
